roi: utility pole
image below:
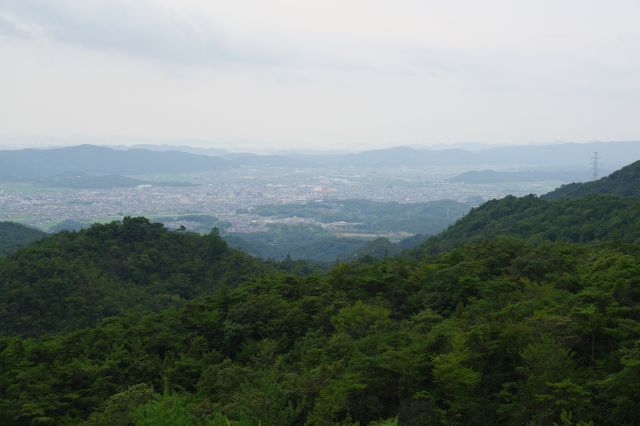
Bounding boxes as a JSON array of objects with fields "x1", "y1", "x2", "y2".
[{"x1": 591, "y1": 152, "x2": 600, "y2": 181}]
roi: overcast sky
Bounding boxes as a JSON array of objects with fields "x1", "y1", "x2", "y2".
[{"x1": 1, "y1": 0, "x2": 640, "y2": 151}]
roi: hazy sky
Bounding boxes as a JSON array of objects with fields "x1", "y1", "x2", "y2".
[{"x1": 1, "y1": 0, "x2": 640, "y2": 150}]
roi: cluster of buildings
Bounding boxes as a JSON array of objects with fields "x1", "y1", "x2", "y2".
[{"x1": 0, "y1": 167, "x2": 558, "y2": 231}]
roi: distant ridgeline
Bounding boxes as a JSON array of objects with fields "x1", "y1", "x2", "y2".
[
  {"x1": 0, "y1": 145, "x2": 234, "y2": 180},
  {"x1": 2, "y1": 160, "x2": 640, "y2": 425},
  {"x1": 0, "y1": 145, "x2": 229, "y2": 190}
]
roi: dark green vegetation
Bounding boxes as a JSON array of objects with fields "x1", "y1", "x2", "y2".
[
  {"x1": 421, "y1": 158, "x2": 640, "y2": 254},
  {"x1": 545, "y1": 159, "x2": 640, "y2": 200},
  {"x1": 424, "y1": 194, "x2": 640, "y2": 254},
  {"x1": 343, "y1": 235, "x2": 431, "y2": 263},
  {"x1": 51, "y1": 215, "x2": 231, "y2": 234},
  {"x1": 48, "y1": 220, "x2": 92, "y2": 233},
  {"x1": 1, "y1": 238, "x2": 639, "y2": 425},
  {"x1": 0, "y1": 221, "x2": 47, "y2": 255},
  {"x1": 2, "y1": 161, "x2": 640, "y2": 425},
  {"x1": 225, "y1": 223, "x2": 367, "y2": 263},
  {"x1": 0, "y1": 217, "x2": 276, "y2": 336}
]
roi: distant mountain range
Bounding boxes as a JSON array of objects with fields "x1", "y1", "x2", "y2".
[
  {"x1": 459, "y1": 141, "x2": 640, "y2": 169},
  {"x1": 220, "y1": 152, "x2": 319, "y2": 168},
  {"x1": 1, "y1": 142, "x2": 639, "y2": 178},
  {"x1": 125, "y1": 144, "x2": 230, "y2": 156},
  {"x1": 0, "y1": 145, "x2": 234, "y2": 180},
  {"x1": 289, "y1": 141, "x2": 640, "y2": 169},
  {"x1": 236, "y1": 141, "x2": 640, "y2": 170}
]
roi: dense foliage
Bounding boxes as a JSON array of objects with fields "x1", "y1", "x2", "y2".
[
  {"x1": 153, "y1": 215, "x2": 232, "y2": 234},
  {"x1": 0, "y1": 222, "x2": 46, "y2": 256},
  {"x1": 226, "y1": 223, "x2": 367, "y2": 263},
  {"x1": 3, "y1": 159, "x2": 640, "y2": 425},
  {"x1": 0, "y1": 217, "x2": 276, "y2": 336},
  {"x1": 1, "y1": 237, "x2": 639, "y2": 425},
  {"x1": 423, "y1": 194, "x2": 640, "y2": 254},
  {"x1": 544, "y1": 159, "x2": 640, "y2": 200}
]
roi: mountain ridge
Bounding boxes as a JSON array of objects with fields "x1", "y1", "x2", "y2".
[
  {"x1": 0, "y1": 144, "x2": 234, "y2": 180},
  {"x1": 544, "y1": 159, "x2": 640, "y2": 200},
  {"x1": 419, "y1": 159, "x2": 640, "y2": 254}
]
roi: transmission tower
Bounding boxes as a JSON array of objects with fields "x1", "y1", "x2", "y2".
[{"x1": 591, "y1": 152, "x2": 600, "y2": 180}]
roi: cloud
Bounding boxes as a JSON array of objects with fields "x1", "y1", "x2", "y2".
[
  {"x1": 1, "y1": 1, "x2": 640, "y2": 149},
  {"x1": 3, "y1": 0, "x2": 640, "y2": 84},
  {"x1": 0, "y1": 0, "x2": 278, "y2": 66},
  {"x1": 0, "y1": 10, "x2": 38, "y2": 37},
  {"x1": 0, "y1": 15, "x2": 18, "y2": 36}
]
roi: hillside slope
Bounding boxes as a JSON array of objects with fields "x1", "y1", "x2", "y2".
[
  {"x1": 422, "y1": 194, "x2": 640, "y2": 253},
  {"x1": 0, "y1": 222, "x2": 46, "y2": 255},
  {"x1": 2, "y1": 161, "x2": 640, "y2": 424},
  {"x1": 544, "y1": 159, "x2": 640, "y2": 200},
  {"x1": 419, "y1": 160, "x2": 640, "y2": 254},
  {"x1": 0, "y1": 217, "x2": 274, "y2": 336}
]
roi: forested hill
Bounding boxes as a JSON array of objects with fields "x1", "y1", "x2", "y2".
[
  {"x1": 544, "y1": 159, "x2": 640, "y2": 200},
  {"x1": 421, "y1": 194, "x2": 640, "y2": 254},
  {"x1": 1, "y1": 238, "x2": 639, "y2": 425},
  {"x1": 0, "y1": 221, "x2": 46, "y2": 255},
  {"x1": 0, "y1": 217, "x2": 277, "y2": 336},
  {"x1": 2, "y1": 168, "x2": 640, "y2": 424}
]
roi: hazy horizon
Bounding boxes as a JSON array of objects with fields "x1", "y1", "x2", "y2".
[{"x1": 0, "y1": 135, "x2": 639, "y2": 154}]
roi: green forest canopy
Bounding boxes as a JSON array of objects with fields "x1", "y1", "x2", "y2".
[
  {"x1": 422, "y1": 194, "x2": 640, "y2": 254},
  {"x1": 0, "y1": 221, "x2": 46, "y2": 256},
  {"x1": 0, "y1": 217, "x2": 283, "y2": 336},
  {"x1": 2, "y1": 160, "x2": 640, "y2": 424},
  {"x1": 1, "y1": 237, "x2": 639, "y2": 425},
  {"x1": 544, "y1": 158, "x2": 640, "y2": 200}
]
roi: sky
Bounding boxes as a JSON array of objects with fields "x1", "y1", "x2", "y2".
[{"x1": 1, "y1": 0, "x2": 640, "y2": 151}]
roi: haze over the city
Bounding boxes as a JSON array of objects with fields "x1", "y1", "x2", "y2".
[{"x1": 2, "y1": 0, "x2": 640, "y2": 151}]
